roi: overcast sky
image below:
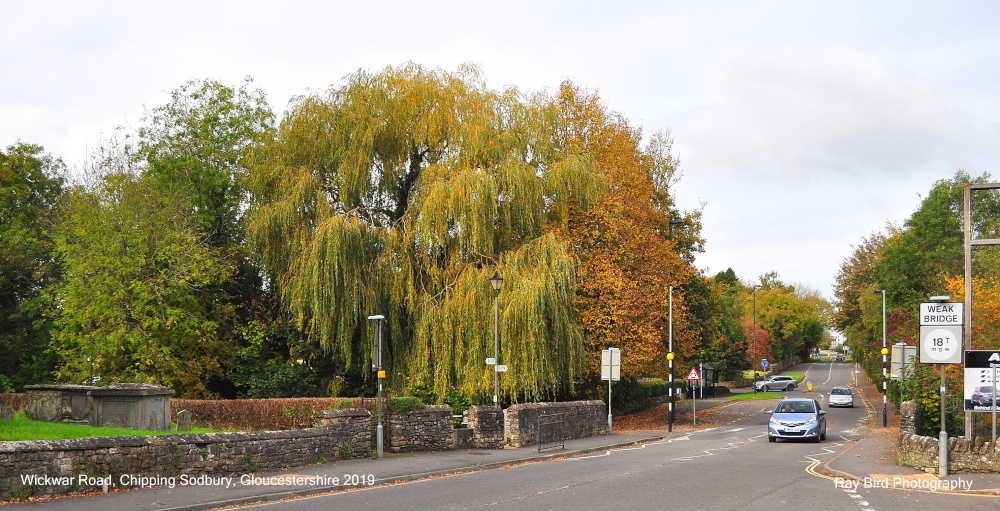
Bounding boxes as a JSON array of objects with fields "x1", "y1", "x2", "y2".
[{"x1": 3, "y1": 1, "x2": 999, "y2": 301}]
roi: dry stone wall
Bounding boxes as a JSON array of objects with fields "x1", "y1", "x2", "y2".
[
  {"x1": 504, "y1": 401, "x2": 608, "y2": 447},
  {"x1": 0, "y1": 411, "x2": 371, "y2": 500},
  {"x1": 388, "y1": 404, "x2": 453, "y2": 452},
  {"x1": 897, "y1": 401, "x2": 1000, "y2": 473}
]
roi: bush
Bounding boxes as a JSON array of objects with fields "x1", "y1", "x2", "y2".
[
  {"x1": 389, "y1": 397, "x2": 423, "y2": 413},
  {"x1": 172, "y1": 397, "x2": 346, "y2": 431}
]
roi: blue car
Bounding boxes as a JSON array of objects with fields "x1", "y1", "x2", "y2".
[{"x1": 767, "y1": 398, "x2": 827, "y2": 443}]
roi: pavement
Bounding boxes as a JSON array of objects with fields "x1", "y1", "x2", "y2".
[{"x1": 6, "y1": 370, "x2": 1000, "y2": 510}]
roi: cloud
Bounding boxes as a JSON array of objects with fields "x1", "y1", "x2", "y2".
[{"x1": 681, "y1": 48, "x2": 963, "y2": 180}]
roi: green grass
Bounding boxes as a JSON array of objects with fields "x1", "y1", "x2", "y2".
[
  {"x1": 785, "y1": 371, "x2": 806, "y2": 382},
  {"x1": 730, "y1": 392, "x2": 783, "y2": 401},
  {"x1": 0, "y1": 411, "x2": 216, "y2": 441}
]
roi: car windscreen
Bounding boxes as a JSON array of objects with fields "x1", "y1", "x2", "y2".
[
  {"x1": 831, "y1": 388, "x2": 851, "y2": 395},
  {"x1": 775, "y1": 401, "x2": 814, "y2": 413}
]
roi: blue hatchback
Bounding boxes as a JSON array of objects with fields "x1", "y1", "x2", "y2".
[{"x1": 767, "y1": 398, "x2": 827, "y2": 442}]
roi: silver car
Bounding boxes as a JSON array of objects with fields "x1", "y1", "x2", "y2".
[
  {"x1": 828, "y1": 386, "x2": 855, "y2": 408},
  {"x1": 753, "y1": 375, "x2": 798, "y2": 392},
  {"x1": 767, "y1": 398, "x2": 827, "y2": 442}
]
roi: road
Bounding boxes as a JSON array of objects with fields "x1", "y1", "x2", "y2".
[{"x1": 232, "y1": 361, "x2": 998, "y2": 511}]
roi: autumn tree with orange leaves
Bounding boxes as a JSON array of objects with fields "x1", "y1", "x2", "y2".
[{"x1": 557, "y1": 83, "x2": 700, "y2": 386}]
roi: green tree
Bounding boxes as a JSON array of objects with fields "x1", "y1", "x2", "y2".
[
  {"x1": 0, "y1": 143, "x2": 65, "y2": 390},
  {"x1": 50, "y1": 169, "x2": 231, "y2": 396},
  {"x1": 134, "y1": 78, "x2": 281, "y2": 396},
  {"x1": 244, "y1": 63, "x2": 597, "y2": 402}
]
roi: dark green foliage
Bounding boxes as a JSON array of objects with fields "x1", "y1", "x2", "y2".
[{"x1": 0, "y1": 143, "x2": 64, "y2": 389}]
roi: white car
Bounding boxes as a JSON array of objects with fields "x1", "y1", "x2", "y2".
[{"x1": 828, "y1": 386, "x2": 855, "y2": 407}]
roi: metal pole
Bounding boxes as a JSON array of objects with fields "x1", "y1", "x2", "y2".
[
  {"x1": 964, "y1": 184, "x2": 973, "y2": 440},
  {"x1": 993, "y1": 366, "x2": 997, "y2": 443},
  {"x1": 940, "y1": 365, "x2": 948, "y2": 477},
  {"x1": 493, "y1": 289, "x2": 499, "y2": 406},
  {"x1": 367, "y1": 315, "x2": 385, "y2": 460},
  {"x1": 882, "y1": 291, "x2": 888, "y2": 428},
  {"x1": 752, "y1": 289, "x2": 757, "y2": 384},
  {"x1": 608, "y1": 377, "x2": 613, "y2": 433},
  {"x1": 669, "y1": 285, "x2": 675, "y2": 432}
]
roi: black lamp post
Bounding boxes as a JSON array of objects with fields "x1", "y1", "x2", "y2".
[{"x1": 490, "y1": 271, "x2": 503, "y2": 405}]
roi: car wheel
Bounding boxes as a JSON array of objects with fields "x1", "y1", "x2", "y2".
[
  {"x1": 820, "y1": 431, "x2": 826, "y2": 441},
  {"x1": 786, "y1": 384, "x2": 794, "y2": 391},
  {"x1": 762, "y1": 385, "x2": 769, "y2": 392},
  {"x1": 769, "y1": 436, "x2": 776, "y2": 443}
]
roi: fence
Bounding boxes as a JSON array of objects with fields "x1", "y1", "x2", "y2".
[{"x1": 537, "y1": 413, "x2": 566, "y2": 452}]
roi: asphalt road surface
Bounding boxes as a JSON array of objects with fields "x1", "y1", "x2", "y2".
[{"x1": 232, "y1": 361, "x2": 999, "y2": 511}]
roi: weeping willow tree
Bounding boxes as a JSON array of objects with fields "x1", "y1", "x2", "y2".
[{"x1": 244, "y1": 63, "x2": 599, "y2": 402}]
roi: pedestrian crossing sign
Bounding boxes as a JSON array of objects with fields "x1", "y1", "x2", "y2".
[{"x1": 686, "y1": 366, "x2": 701, "y2": 381}]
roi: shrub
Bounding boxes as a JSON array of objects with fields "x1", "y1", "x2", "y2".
[
  {"x1": 171, "y1": 397, "x2": 347, "y2": 431},
  {"x1": 389, "y1": 397, "x2": 423, "y2": 413}
]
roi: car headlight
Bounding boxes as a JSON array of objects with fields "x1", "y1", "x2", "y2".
[
  {"x1": 769, "y1": 416, "x2": 779, "y2": 425},
  {"x1": 805, "y1": 417, "x2": 818, "y2": 425}
]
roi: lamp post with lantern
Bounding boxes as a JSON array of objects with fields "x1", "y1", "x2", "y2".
[{"x1": 489, "y1": 271, "x2": 504, "y2": 406}]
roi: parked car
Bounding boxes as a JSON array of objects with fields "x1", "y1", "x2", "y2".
[
  {"x1": 753, "y1": 375, "x2": 798, "y2": 392},
  {"x1": 828, "y1": 386, "x2": 855, "y2": 407},
  {"x1": 972, "y1": 385, "x2": 995, "y2": 406},
  {"x1": 767, "y1": 398, "x2": 827, "y2": 442},
  {"x1": 835, "y1": 354, "x2": 845, "y2": 361}
]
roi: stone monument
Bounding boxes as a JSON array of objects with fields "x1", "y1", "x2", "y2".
[{"x1": 89, "y1": 383, "x2": 174, "y2": 431}]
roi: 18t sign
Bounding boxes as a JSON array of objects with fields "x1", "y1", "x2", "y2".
[{"x1": 919, "y1": 325, "x2": 963, "y2": 364}]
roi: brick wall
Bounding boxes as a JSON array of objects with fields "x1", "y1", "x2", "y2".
[
  {"x1": 0, "y1": 411, "x2": 371, "y2": 500},
  {"x1": 504, "y1": 401, "x2": 608, "y2": 448},
  {"x1": 897, "y1": 400, "x2": 1000, "y2": 473}
]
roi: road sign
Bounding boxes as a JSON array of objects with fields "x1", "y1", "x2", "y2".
[
  {"x1": 486, "y1": 357, "x2": 496, "y2": 365},
  {"x1": 761, "y1": 359, "x2": 769, "y2": 368},
  {"x1": 920, "y1": 325, "x2": 963, "y2": 364},
  {"x1": 890, "y1": 343, "x2": 917, "y2": 380},
  {"x1": 964, "y1": 350, "x2": 1000, "y2": 412},
  {"x1": 686, "y1": 366, "x2": 701, "y2": 381},
  {"x1": 495, "y1": 365, "x2": 508, "y2": 372},
  {"x1": 919, "y1": 302, "x2": 964, "y2": 326},
  {"x1": 601, "y1": 348, "x2": 621, "y2": 381}
]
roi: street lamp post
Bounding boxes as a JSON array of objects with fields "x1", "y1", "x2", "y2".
[
  {"x1": 490, "y1": 271, "x2": 504, "y2": 406},
  {"x1": 668, "y1": 285, "x2": 683, "y2": 432},
  {"x1": 752, "y1": 285, "x2": 760, "y2": 386},
  {"x1": 367, "y1": 314, "x2": 385, "y2": 458}
]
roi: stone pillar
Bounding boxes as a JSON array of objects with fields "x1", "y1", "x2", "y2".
[
  {"x1": 468, "y1": 405, "x2": 504, "y2": 449},
  {"x1": 899, "y1": 401, "x2": 918, "y2": 435}
]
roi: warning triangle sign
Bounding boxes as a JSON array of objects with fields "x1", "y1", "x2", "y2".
[{"x1": 686, "y1": 366, "x2": 701, "y2": 381}]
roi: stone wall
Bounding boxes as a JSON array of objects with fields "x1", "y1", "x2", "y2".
[
  {"x1": 504, "y1": 401, "x2": 608, "y2": 448},
  {"x1": 0, "y1": 411, "x2": 371, "y2": 500},
  {"x1": 897, "y1": 400, "x2": 1000, "y2": 473},
  {"x1": 468, "y1": 405, "x2": 504, "y2": 449},
  {"x1": 388, "y1": 404, "x2": 453, "y2": 453}
]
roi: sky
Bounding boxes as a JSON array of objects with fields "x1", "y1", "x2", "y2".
[{"x1": 3, "y1": 1, "x2": 999, "y2": 301}]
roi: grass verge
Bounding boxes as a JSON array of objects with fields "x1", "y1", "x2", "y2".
[
  {"x1": 0, "y1": 411, "x2": 216, "y2": 441},
  {"x1": 730, "y1": 392, "x2": 784, "y2": 401}
]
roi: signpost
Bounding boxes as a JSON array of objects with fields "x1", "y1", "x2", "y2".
[
  {"x1": 686, "y1": 366, "x2": 701, "y2": 425},
  {"x1": 601, "y1": 348, "x2": 621, "y2": 432},
  {"x1": 919, "y1": 299, "x2": 963, "y2": 477}
]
